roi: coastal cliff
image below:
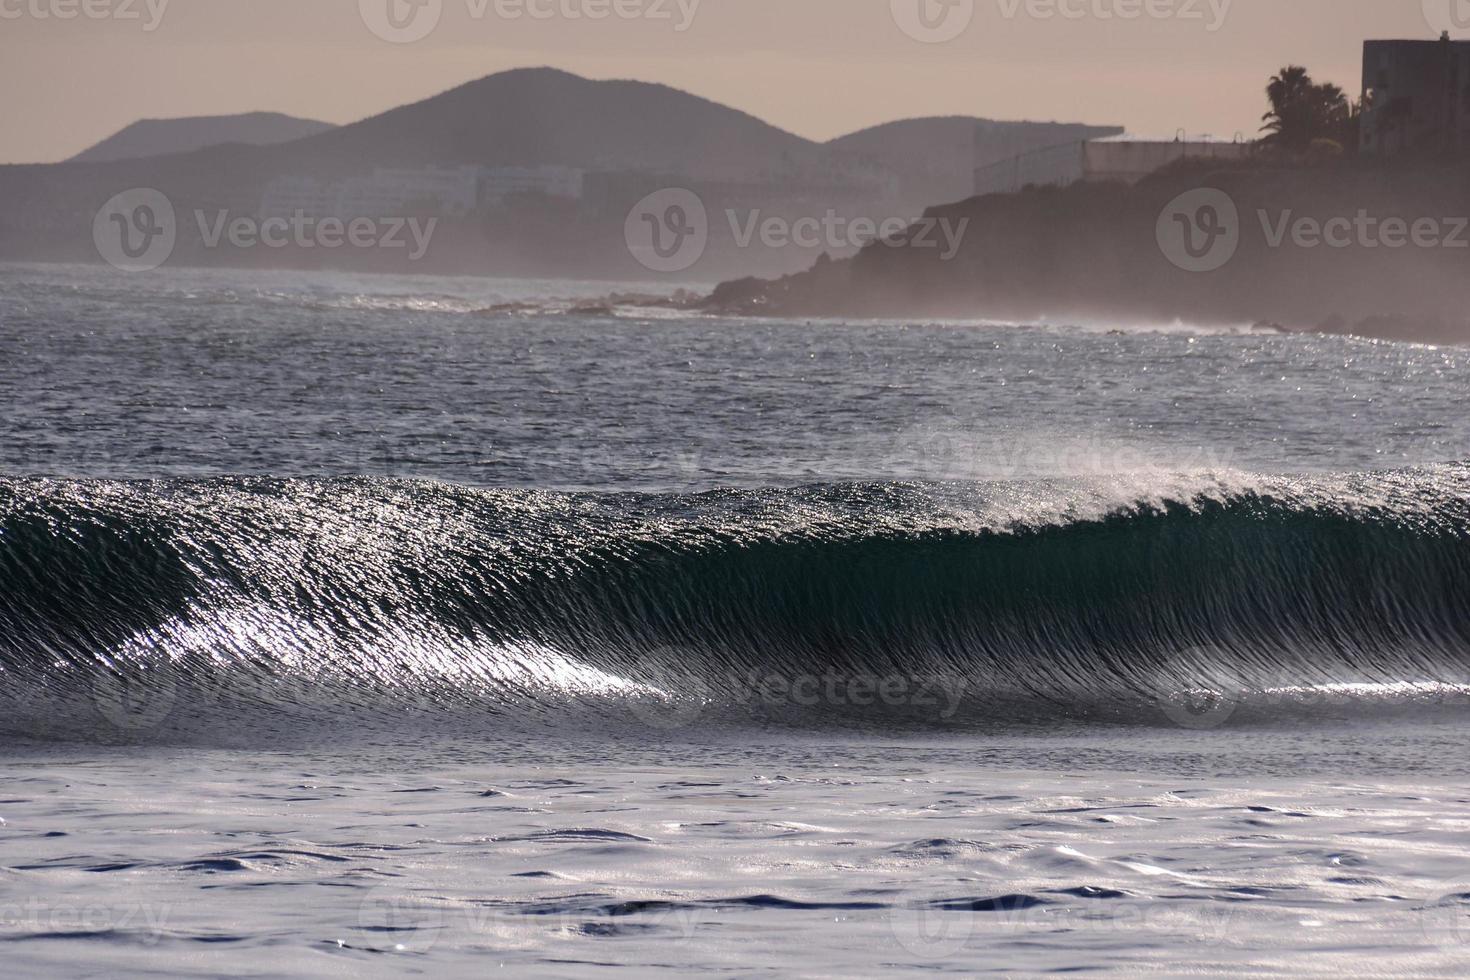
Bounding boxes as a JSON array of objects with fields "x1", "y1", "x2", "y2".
[{"x1": 704, "y1": 163, "x2": 1470, "y2": 345}]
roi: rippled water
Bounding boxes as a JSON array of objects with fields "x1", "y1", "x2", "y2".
[
  {"x1": 8, "y1": 733, "x2": 1470, "y2": 976},
  {"x1": 2, "y1": 262, "x2": 1469, "y2": 976},
  {"x1": 2, "y1": 262, "x2": 1467, "y2": 488}
]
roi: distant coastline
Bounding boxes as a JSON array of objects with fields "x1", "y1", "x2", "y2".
[{"x1": 700, "y1": 161, "x2": 1470, "y2": 346}]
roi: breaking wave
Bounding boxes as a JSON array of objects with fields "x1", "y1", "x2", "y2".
[{"x1": 2, "y1": 466, "x2": 1469, "y2": 741}]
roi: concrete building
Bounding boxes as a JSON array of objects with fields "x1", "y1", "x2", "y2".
[
  {"x1": 973, "y1": 136, "x2": 1253, "y2": 196},
  {"x1": 1360, "y1": 34, "x2": 1470, "y2": 158}
]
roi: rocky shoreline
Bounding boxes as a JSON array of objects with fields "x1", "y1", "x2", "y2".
[{"x1": 700, "y1": 162, "x2": 1470, "y2": 345}]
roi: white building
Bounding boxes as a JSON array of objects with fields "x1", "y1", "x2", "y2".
[
  {"x1": 257, "y1": 176, "x2": 340, "y2": 219},
  {"x1": 343, "y1": 166, "x2": 483, "y2": 217},
  {"x1": 973, "y1": 135, "x2": 1254, "y2": 196},
  {"x1": 479, "y1": 166, "x2": 584, "y2": 205},
  {"x1": 259, "y1": 165, "x2": 585, "y2": 219}
]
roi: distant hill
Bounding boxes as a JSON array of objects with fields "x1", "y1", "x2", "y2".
[
  {"x1": 266, "y1": 67, "x2": 826, "y2": 180},
  {"x1": 1, "y1": 67, "x2": 1130, "y2": 280},
  {"x1": 827, "y1": 117, "x2": 1124, "y2": 205},
  {"x1": 51, "y1": 71, "x2": 1122, "y2": 197},
  {"x1": 69, "y1": 112, "x2": 336, "y2": 164}
]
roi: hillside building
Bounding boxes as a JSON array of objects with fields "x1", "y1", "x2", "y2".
[{"x1": 1360, "y1": 34, "x2": 1470, "y2": 158}]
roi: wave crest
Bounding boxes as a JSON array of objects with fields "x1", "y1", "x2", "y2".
[{"x1": 2, "y1": 468, "x2": 1468, "y2": 739}]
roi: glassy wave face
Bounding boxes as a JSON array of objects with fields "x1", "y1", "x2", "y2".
[{"x1": 4, "y1": 466, "x2": 1469, "y2": 742}]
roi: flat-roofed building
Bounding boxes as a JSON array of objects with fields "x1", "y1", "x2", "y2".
[{"x1": 1360, "y1": 34, "x2": 1470, "y2": 158}]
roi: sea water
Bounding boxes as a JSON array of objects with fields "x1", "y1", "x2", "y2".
[{"x1": 2, "y1": 262, "x2": 1470, "y2": 976}]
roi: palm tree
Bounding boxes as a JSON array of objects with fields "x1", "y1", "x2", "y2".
[{"x1": 1261, "y1": 66, "x2": 1352, "y2": 152}]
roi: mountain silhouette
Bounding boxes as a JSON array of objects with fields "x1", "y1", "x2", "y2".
[
  {"x1": 69, "y1": 112, "x2": 335, "y2": 164},
  {"x1": 33, "y1": 69, "x2": 1122, "y2": 198},
  {"x1": 262, "y1": 67, "x2": 826, "y2": 180},
  {"x1": 2, "y1": 67, "x2": 1126, "y2": 279}
]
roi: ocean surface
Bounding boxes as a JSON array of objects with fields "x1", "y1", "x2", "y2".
[{"x1": 3, "y1": 262, "x2": 1470, "y2": 977}]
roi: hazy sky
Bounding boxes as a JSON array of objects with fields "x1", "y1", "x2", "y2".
[{"x1": 0, "y1": 0, "x2": 1454, "y2": 163}]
